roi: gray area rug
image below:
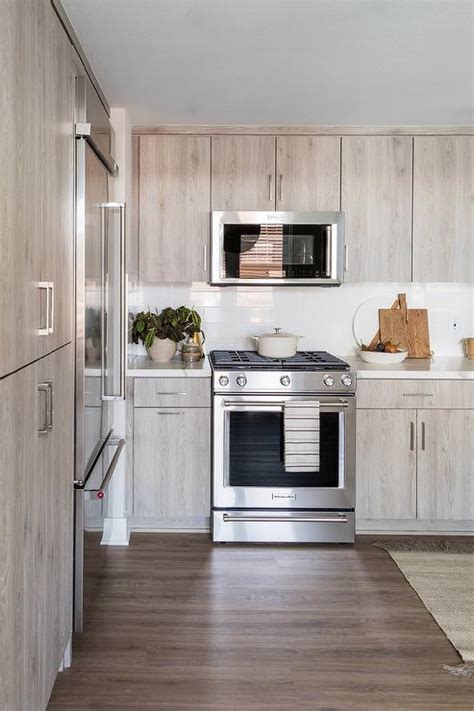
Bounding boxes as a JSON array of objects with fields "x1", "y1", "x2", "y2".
[{"x1": 374, "y1": 539, "x2": 474, "y2": 677}]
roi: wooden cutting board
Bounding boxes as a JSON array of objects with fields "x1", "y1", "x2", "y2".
[{"x1": 378, "y1": 294, "x2": 431, "y2": 358}]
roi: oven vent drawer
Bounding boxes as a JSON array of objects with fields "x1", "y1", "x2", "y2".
[{"x1": 212, "y1": 510, "x2": 354, "y2": 543}]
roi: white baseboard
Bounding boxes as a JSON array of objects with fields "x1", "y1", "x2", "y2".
[{"x1": 101, "y1": 517, "x2": 130, "y2": 546}]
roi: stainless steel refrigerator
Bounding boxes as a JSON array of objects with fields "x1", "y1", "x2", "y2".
[{"x1": 73, "y1": 75, "x2": 126, "y2": 631}]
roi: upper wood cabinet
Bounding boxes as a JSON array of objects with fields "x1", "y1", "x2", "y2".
[
  {"x1": 139, "y1": 135, "x2": 211, "y2": 283},
  {"x1": 42, "y1": 6, "x2": 74, "y2": 356},
  {"x1": 211, "y1": 135, "x2": 341, "y2": 212},
  {"x1": 0, "y1": 2, "x2": 74, "y2": 378},
  {"x1": 413, "y1": 136, "x2": 474, "y2": 282},
  {"x1": 211, "y1": 136, "x2": 275, "y2": 210},
  {"x1": 341, "y1": 136, "x2": 412, "y2": 282},
  {"x1": 276, "y1": 136, "x2": 340, "y2": 211}
]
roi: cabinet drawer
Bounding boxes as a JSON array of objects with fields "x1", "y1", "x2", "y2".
[
  {"x1": 134, "y1": 377, "x2": 211, "y2": 408},
  {"x1": 356, "y1": 379, "x2": 474, "y2": 410}
]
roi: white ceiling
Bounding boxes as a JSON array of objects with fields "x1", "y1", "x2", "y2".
[{"x1": 63, "y1": 0, "x2": 473, "y2": 126}]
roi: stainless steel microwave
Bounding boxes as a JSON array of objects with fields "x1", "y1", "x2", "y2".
[{"x1": 210, "y1": 211, "x2": 345, "y2": 286}]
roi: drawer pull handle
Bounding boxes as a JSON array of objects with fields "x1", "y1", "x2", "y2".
[
  {"x1": 155, "y1": 411, "x2": 186, "y2": 415},
  {"x1": 155, "y1": 392, "x2": 187, "y2": 396},
  {"x1": 421, "y1": 421, "x2": 426, "y2": 451},
  {"x1": 410, "y1": 421, "x2": 415, "y2": 451},
  {"x1": 402, "y1": 393, "x2": 434, "y2": 397}
]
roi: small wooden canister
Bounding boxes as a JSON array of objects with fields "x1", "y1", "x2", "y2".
[{"x1": 463, "y1": 338, "x2": 474, "y2": 359}]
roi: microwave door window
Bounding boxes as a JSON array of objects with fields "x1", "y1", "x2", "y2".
[
  {"x1": 283, "y1": 225, "x2": 332, "y2": 279},
  {"x1": 222, "y1": 224, "x2": 284, "y2": 279}
]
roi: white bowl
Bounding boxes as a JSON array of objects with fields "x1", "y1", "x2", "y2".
[{"x1": 358, "y1": 349, "x2": 408, "y2": 365}]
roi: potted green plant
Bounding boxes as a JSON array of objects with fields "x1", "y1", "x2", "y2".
[{"x1": 131, "y1": 306, "x2": 203, "y2": 362}]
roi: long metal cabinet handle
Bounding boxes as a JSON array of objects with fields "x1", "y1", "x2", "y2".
[
  {"x1": 202, "y1": 244, "x2": 207, "y2": 272},
  {"x1": 155, "y1": 411, "x2": 186, "y2": 415},
  {"x1": 38, "y1": 283, "x2": 50, "y2": 335},
  {"x1": 421, "y1": 421, "x2": 426, "y2": 451},
  {"x1": 344, "y1": 245, "x2": 349, "y2": 272},
  {"x1": 278, "y1": 174, "x2": 283, "y2": 201},
  {"x1": 100, "y1": 202, "x2": 126, "y2": 401},
  {"x1": 410, "y1": 421, "x2": 415, "y2": 451},
  {"x1": 48, "y1": 283, "x2": 54, "y2": 335},
  {"x1": 223, "y1": 400, "x2": 350, "y2": 408},
  {"x1": 37, "y1": 383, "x2": 50, "y2": 435},
  {"x1": 223, "y1": 514, "x2": 348, "y2": 524},
  {"x1": 45, "y1": 380, "x2": 53, "y2": 431},
  {"x1": 268, "y1": 174, "x2": 273, "y2": 201}
]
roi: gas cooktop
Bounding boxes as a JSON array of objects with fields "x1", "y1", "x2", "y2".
[{"x1": 210, "y1": 350, "x2": 350, "y2": 371}]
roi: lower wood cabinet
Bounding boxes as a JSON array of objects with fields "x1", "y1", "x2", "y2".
[
  {"x1": 0, "y1": 343, "x2": 73, "y2": 711},
  {"x1": 132, "y1": 390, "x2": 211, "y2": 528},
  {"x1": 356, "y1": 409, "x2": 417, "y2": 519},
  {"x1": 356, "y1": 379, "x2": 474, "y2": 530},
  {"x1": 417, "y1": 409, "x2": 474, "y2": 520}
]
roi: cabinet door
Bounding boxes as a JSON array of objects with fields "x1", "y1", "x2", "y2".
[
  {"x1": 42, "y1": 9, "x2": 74, "y2": 354},
  {"x1": 39, "y1": 345, "x2": 74, "y2": 700},
  {"x1": 417, "y1": 410, "x2": 474, "y2": 520},
  {"x1": 211, "y1": 136, "x2": 275, "y2": 210},
  {"x1": 413, "y1": 137, "x2": 474, "y2": 282},
  {"x1": 0, "y1": 0, "x2": 44, "y2": 378},
  {"x1": 341, "y1": 136, "x2": 412, "y2": 282},
  {"x1": 139, "y1": 135, "x2": 210, "y2": 282},
  {"x1": 276, "y1": 136, "x2": 340, "y2": 210},
  {"x1": 356, "y1": 409, "x2": 417, "y2": 519},
  {"x1": 133, "y1": 408, "x2": 210, "y2": 526}
]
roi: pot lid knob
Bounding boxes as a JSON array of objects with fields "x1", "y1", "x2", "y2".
[{"x1": 274, "y1": 327, "x2": 281, "y2": 334}]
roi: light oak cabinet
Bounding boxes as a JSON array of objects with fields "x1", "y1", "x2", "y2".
[
  {"x1": 131, "y1": 377, "x2": 211, "y2": 528},
  {"x1": 413, "y1": 136, "x2": 474, "y2": 282},
  {"x1": 0, "y1": 1, "x2": 74, "y2": 378},
  {"x1": 341, "y1": 136, "x2": 413, "y2": 282},
  {"x1": 356, "y1": 409, "x2": 417, "y2": 519},
  {"x1": 211, "y1": 135, "x2": 341, "y2": 212},
  {"x1": 276, "y1": 136, "x2": 340, "y2": 211},
  {"x1": 139, "y1": 135, "x2": 211, "y2": 282},
  {"x1": 356, "y1": 379, "x2": 474, "y2": 528},
  {"x1": 417, "y1": 409, "x2": 474, "y2": 520},
  {"x1": 211, "y1": 136, "x2": 275, "y2": 210},
  {"x1": 0, "y1": 344, "x2": 73, "y2": 711}
]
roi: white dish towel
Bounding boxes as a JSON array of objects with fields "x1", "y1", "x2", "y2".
[{"x1": 283, "y1": 400, "x2": 320, "y2": 472}]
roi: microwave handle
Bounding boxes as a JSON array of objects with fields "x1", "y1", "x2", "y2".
[{"x1": 344, "y1": 244, "x2": 349, "y2": 272}]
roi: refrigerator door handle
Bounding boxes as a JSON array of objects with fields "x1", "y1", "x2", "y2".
[{"x1": 100, "y1": 202, "x2": 126, "y2": 401}]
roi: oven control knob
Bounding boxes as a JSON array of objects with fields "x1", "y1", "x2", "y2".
[
  {"x1": 280, "y1": 375, "x2": 291, "y2": 386},
  {"x1": 341, "y1": 374, "x2": 353, "y2": 387},
  {"x1": 236, "y1": 376, "x2": 247, "y2": 387},
  {"x1": 323, "y1": 375, "x2": 335, "y2": 387},
  {"x1": 219, "y1": 376, "x2": 229, "y2": 386}
]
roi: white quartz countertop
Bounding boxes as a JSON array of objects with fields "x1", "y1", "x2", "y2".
[
  {"x1": 127, "y1": 354, "x2": 212, "y2": 378},
  {"x1": 344, "y1": 356, "x2": 474, "y2": 380}
]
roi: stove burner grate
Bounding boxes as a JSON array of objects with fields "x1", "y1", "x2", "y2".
[{"x1": 210, "y1": 350, "x2": 349, "y2": 371}]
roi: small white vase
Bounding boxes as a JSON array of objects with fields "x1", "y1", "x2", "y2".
[{"x1": 146, "y1": 338, "x2": 177, "y2": 363}]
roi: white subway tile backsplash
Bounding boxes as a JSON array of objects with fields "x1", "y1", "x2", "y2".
[{"x1": 129, "y1": 281, "x2": 474, "y2": 357}]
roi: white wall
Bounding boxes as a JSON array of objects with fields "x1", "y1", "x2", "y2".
[{"x1": 129, "y1": 281, "x2": 474, "y2": 357}]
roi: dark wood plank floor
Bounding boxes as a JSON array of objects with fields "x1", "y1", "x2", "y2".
[{"x1": 48, "y1": 534, "x2": 472, "y2": 710}]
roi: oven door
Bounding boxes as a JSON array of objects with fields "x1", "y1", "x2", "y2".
[{"x1": 213, "y1": 394, "x2": 355, "y2": 510}]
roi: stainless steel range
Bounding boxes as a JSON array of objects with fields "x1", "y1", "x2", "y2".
[{"x1": 210, "y1": 350, "x2": 356, "y2": 544}]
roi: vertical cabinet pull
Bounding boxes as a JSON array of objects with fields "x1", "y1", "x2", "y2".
[
  {"x1": 46, "y1": 380, "x2": 53, "y2": 431},
  {"x1": 202, "y1": 243, "x2": 208, "y2": 272},
  {"x1": 38, "y1": 383, "x2": 49, "y2": 435},
  {"x1": 48, "y1": 283, "x2": 54, "y2": 334},
  {"x1": 410, "y1": 421, "x2": 415, "y2": 451},
  {"x1": 421, "y1": 421, "x2": 426, "y2": 451},
  {"x1": 278, "y1": 174, "x2": 283, "y2": 202},
  {"x1": 38, "y1": 283, "x2": 50, "y2": 335},
  {"x1": 268, "y1": 174, "x2": 273, "y2": 202},
  {"x1": 344, "y1": 245, "x2": 349, "y2": 272},
  {"x1": 38, "y1": 282, "x2": 54, "y2": 335}
]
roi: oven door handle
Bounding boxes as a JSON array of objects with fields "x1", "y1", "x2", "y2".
[
  {"x1": 222, "y1": 400, "x2": 350, "y2": 408},
  {"x1": 223, "y1": 513, "x2": 348, "y2": 523}
]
